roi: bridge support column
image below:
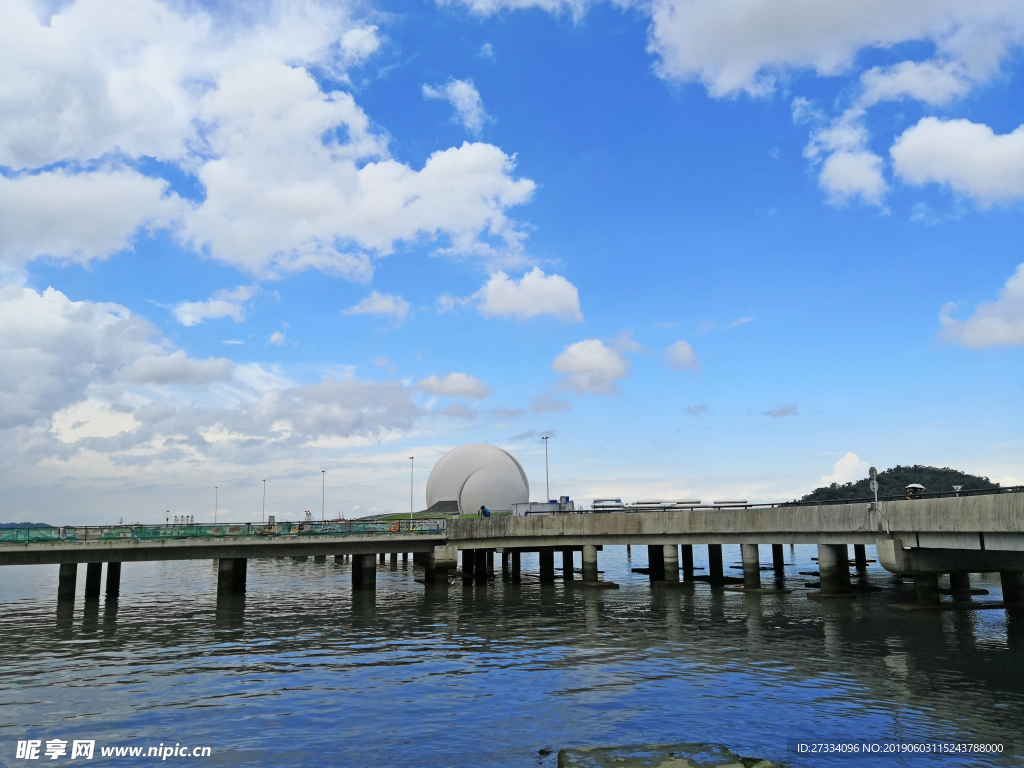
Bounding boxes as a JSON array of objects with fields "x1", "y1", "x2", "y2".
[
  {"x1": 314, "y1": 555, "x2": 326, "y2": 563},
  {"x1": 853, "y1": 545, "x2": 868, "y2": 572},
  {"x1": 681, "y1": 545, "x2": 694, "y2": 581},
  {"x1": 501, "y1": 551, "x2": 511, "y2": 581},
  {"x1": 84, "y1": 562, "x2": 102, "y2": 600},
  {"x1": 582, "y1": 545, "x2": 598, "y2": 583},
  {"x1": 561, "y1": 549, "x2": 574, "y2": 581},
  {"x1": 379, "y1": 553, "x2": 386, "y2": 565},
  {"x1": 402, "y1": 552, "x2": 408, "y2": 566},
  {"x1": 217, "y1": 558, "x2": 247, "y2": 594},
  {"x1": 475, "y1": 549, "x2": 488, "y2": 585},
  {"x1": 1001, "y1": 571, "x2": 1024, "y2": 603},
  {"x1": 817, "y1": 544, "x2": 850, "y2": 595},
  {"x1": 511, "y1": 550, "x2": 521, "y2": 583},
  {"x1": 389, "y1": 552, "x2": 398, "y2": 569},
  {"x1": 351, "y1": 554, "x2": 377, "y2": 590},
  {"x1": 539, "y1": 548, "x2": 555, "y2": 584},
  {"x1": 647, "y1": 545, "x2": 665, "y2": 583},
  {"x1": 461, "y1": 549, "x2": 475, "y2": 585},
  {"x1": 949, "y1": 572, "x2": 971, "y2": 592},
  {"x1": 58, "y1": 563, "x2": 77, "y2": 601},
  {"x1": 663, "y1": 545, "x2": 679, "y2": 583},
  {"x1": 772, "y1": 544, "x2": 785, "y2": 575},
  {"x1": 105, "y1": 562, "x2": 121, "y2": 599},
  {"x1": 915, "y1": 574, "x2": 941, "y2": 605},
  {"x1": 424, "y1": 545, "x2": 456, "y2": 587},
  {"x1": 707, "y1": 545, "x2": 724, "y2": 587},
  {"x1": 741, "y1": 544, "x2": 760, "y2": 590}
]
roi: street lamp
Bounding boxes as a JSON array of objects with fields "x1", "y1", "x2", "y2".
[
  {"x1": 869, "y1": 467, "x2": 878, "y2": 507},
  {"x1": 262, "y1": 480, "x2": 266, "y2": 523},
  {"x1": 215, "y1": 486, "x2": 218, "y2": 524},
  {"x1": 409, "y1": 457, "x2": 415, "y2": 524},
  {"x1": 541, "y1": 436, "x2": 550, "y2": 501},
  {"x1": 321, "y1": 470, "x2": 325, "y2": 522}
]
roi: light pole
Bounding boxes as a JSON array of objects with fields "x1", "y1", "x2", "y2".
[
  {"x1": 409, "y1": 457, "x2": 415, "y2": 524},
  {"x1": 321, "y1": 470, "x2": 325, "y2": 522},
  {"x1": 869, "y1": 467, "x2": 878, "y2": 507},
  {"x1": 215, "y1": 486, "x2": 218, "y2": 524},
  {"x1": 262, "y1": 480, "x2": 266, "y2": 523},
  {"x1": 541, "y1": 436, "x2": 550, "y2": 501}
]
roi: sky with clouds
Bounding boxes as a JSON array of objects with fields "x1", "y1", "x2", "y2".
[{"x1": 2, "y1": 0, "x2": 1023, "y2": 523}]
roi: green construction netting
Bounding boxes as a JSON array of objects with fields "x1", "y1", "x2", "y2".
[{"x1": 0, "y1": 521, "x2": 443, "y2": 543}]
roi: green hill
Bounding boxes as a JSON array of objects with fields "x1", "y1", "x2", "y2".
[{"x1": 799, "y1": 465, "x2": 1000, "y2": 502}]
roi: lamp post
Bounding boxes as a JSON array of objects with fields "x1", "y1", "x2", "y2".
[
  {"x1": 409, "y1": 457, "x2": 415, "y2": 524},
  {"x1": 262, "y1": 480, "x2": 266, "y2": 523},
  {"x1": 321, "y1": 470, "x2": 325, "y2": 522},
  {"x1": 869, "y1": 467, "x2": 878, "y2": 507},
  {"x1": 541, "y1": 436, "x2": 550, "y2": 501},
  {"x1": 215, "y1": 486, "x2": 218, "y2": 524}
]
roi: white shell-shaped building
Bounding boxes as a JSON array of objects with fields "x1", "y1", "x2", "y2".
[{"x1": 426, "y1": 444, "x2": 530, "y2": 514}]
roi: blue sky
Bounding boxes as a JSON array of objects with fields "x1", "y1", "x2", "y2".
[{"x1": 2, "y1": 0, "x2": 1024, "y2": 523}]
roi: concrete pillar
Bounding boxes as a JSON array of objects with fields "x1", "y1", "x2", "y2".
[
  {"x1": 402, "y1": 552, "x2": 409, "y2": 566},
  {"x1": 647, "y1": 545, "x2": 665, "y2": 582},
  {"x1": 626, "y1": 544, "x2": 631, "y2": 558},
  {"x1": 681, "y1": 545, "x2": 694, "y2": 581},
  {"x1": 949, "y1": 572, "x2": 971, "y2": 592},
  {"x1": 474, "y1": 549, "x2": 488, "y2": 585},
  {"x1": 84, "y1": 562, "x2": 102, "y2": 600},
  {"x1": 389, "y1": 552, "x2": 398, "y2": 569},
  {"x1": 817, "y1": 544, "x2": 851, "y2": 595},
  {"x1": 379, "y1": 552, "x2": 386, "y2": 564},
  {"x1": 57, "y1": 563, "x2": 77, "y2": 601},
  {"x1": 486, "y1": 550, "x2": 494, "y2": 577},
  {"x1": 915, "y1": 574, "x2": 941, "y2": 605},
  {"x1": 217, "y1": 558, "x2": 247, "y2": 594},
  {"x1": 663, "y1": 544, "x2": 679, "y2": 583},
  {"x1": 582, "y1": 545, "x2": 598, "y2": 583},
  {"x1": 105, "y1": 562, "x2": 121, "y2": 599},
  {"x1": 771, "y1": 544, "x2": 785, "y2": 574},
  {"x1": 707, "y1": 544, "x2": 724, "y2": 587},
  {"x1": 741, "y1": 544, "x2": 760, "y2": 590},
  {"x1": 501, "y1": 551, "x2": 511, "y2": 581},
  {"x1": 853, "y1": 544, "x2": 868, "y2": 572},
  {"x1": 561, "y1": 548, "x2": 574, "y2": 581},
  {"x1": 511, "y1": 550, "x2": 521, "y2": 584},
  {"x1": 539, "y1": 548, "x2": 555, "y2": 584},
  {"x1": 462, "y1": 549, "x2": 475, "y2": 585},
  {"x1": 424, "y1": 545, "x2": 456, "y2": 586},
  {"x1": 1001, "y1": 571, "x2": 1024, "y2": 603},
  {"x1": 314, "y1": 555, "x2": 326, "y2": 563},
  {"x1": 351, "y1": 554, "x2": 377, "y2": 590}
]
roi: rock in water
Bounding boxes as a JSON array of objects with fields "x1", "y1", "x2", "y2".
[{"x1": 557, "y1": 743, "x2": 780, "y2": 768}]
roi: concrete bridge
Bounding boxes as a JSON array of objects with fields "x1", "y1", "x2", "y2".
[{"x1": 3, "y1": 491, "x2": 1023, "y2": 607}]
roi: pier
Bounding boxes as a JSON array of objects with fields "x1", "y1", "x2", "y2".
[{"x1": 3, "y1": 490, "x2": 1023, "y2": 608}]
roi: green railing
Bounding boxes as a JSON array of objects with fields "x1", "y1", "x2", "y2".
[{"x1": 0, "y1": 519, "x2": 445, "y2": 544}]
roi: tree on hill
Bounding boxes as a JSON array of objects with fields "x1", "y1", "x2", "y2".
[{"x1": 798, "y1": 465, "x2": 1000, "y2": 503}]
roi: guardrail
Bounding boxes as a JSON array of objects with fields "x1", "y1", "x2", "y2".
[{"x1": 0, "y1": 519, "x2": 445, "y2": 544}]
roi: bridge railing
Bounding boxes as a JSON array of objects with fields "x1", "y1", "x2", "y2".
[{"x1": 0, "y1": 519, "x2": 445, "y2": 544}]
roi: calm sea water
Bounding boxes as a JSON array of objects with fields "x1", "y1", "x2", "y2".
[{"x1": 2, "y1": 545, "x2": 1022, "y2": 767}]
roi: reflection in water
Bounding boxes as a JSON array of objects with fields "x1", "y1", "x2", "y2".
[{"x1": 2, "y1": 546, "x2": 1023, "y2": 767}]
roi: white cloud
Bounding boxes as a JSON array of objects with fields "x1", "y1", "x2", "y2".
[
  {"x1": 763, "y1": 404, "x2": 797, "y2": 418},
  {"x1": 0, "y1": 169, "x2": 181, "y2": 269},
  {"x1": 663, "y1": 340, "x2": 700, "y2": 373},
  {"x1": 474, "y1": 268, "x2": 583, "y2": 322},
  {"x1": 938, "y1": 263, "x2": 1024, "y2": 348},
  {"x1": 0, "y1": 0, "x2": 536, "y2": 277},
  {"x1": 423, "y1": 78, "x2": 490, "y2": 134},
  {"x1": 859, "y1": 60, "x2": 972, "y2": 108},
  {"x1": 439, "y1": 0, "x2": 590, "y2": 21},
  {"x1": 416, "y1": 373, "x2": 493, "y2": 399},
  {"x1": 343, "y1": 291, "x2": 411, "y2": 321},
  {"x1": 818, "y1": 150, "x2": 887, "y2": 206},
  {"x1": 891, "y1": 118, "x2": 1024, "y2": 204},
  {"x1": 646, "y1": 1, "x2": 1024, "y2": 98},
  {"x1": 268, "y1": 331, "x2": 286, "y2": 346},
  {"x1": 608, "y1": 330, "x2": 647, "y2": 353},
  {"x1": 172, "y1": 286, "x2": 260, "y2": 326},
  {"x1": 819, "y1": 452, "x2": 869, "y2": 486},
  {"x1": 116, "y1": 350, "x2": 233, "y2": 385},
  {"x1": 0, "y1": 285, "x2": 230, "y2": 429},
  {"x1": 552, "y1": 339, "x2": 629, "y2": 395}
]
